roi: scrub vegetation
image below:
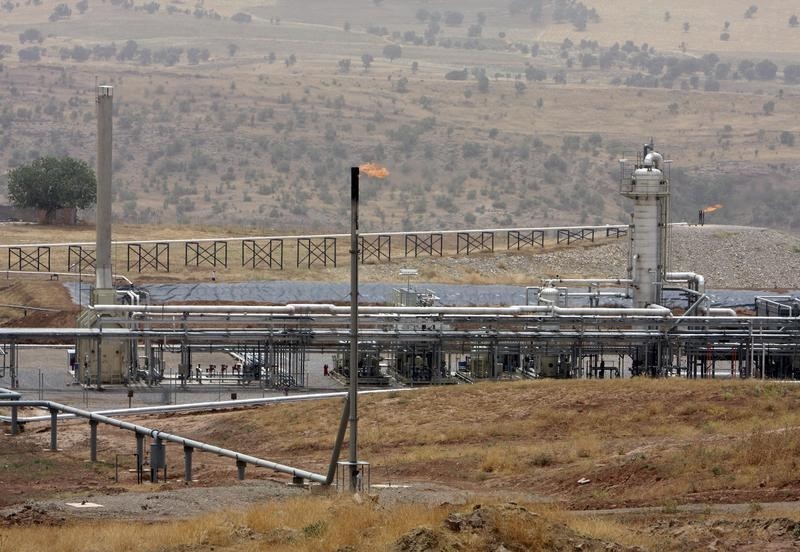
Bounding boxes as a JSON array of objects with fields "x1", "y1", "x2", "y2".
[
  {"x1": 0, "y1": 1, "x2": 799, "y2": 232},
  {"x1": 6, "y1": 380, "x2": 800, "y2": 550}
]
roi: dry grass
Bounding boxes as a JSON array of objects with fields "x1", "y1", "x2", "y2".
[
  {"x1": 180, "y1": 379, "x2": 800, "y2": 507},
  {"x1": 0, "y1": 496, "x2": 452, "y2": 552},
  {"x1": 0, "y1": 280, "x2": 77, "y2": 325},
  {"x1": 7, "y1": 380, "x2": 800, "y2": 550},
  {"x1": 0, "y1": 495, "x2": 672, "y2": 552}
]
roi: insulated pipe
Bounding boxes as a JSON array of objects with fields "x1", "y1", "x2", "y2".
[
  {"x1": 708, "y1": 307, "x2": 738, "y2": 317},
  {"x1": 543, "y1": 278, "x2": 633, "y2": 286},
  {"x1": 1, "y1": 388, "x2": 405, "y2": 424},
  {"x1": 91, "y1": 303, "x2": 673, "y2": 318},
  {"x1": 0, "y1": 387, "x2": 20, "y2": 399},
  {"x1": 666, "y1": 272, "x2": 706, "y2": 294},
  {"x1": 564, "y1": 292, "x2": 629, "y2": 298}
]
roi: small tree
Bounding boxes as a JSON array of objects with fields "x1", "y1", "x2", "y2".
[
  {"x1": 382, "y1": 43, "x2": 402, "y2": 61},
  {"x1": 443, "y1": 11, "x2": 464, "y2": 26},
  {"x1": 49, "y1": 3, "x2": 71, "y2": 21},
  {"x1": 784, "y1": 64, "x2": 800, "y2": 83},
  {"x1": 231, "y1": 12, "x2": 252, "y2": 23},
  {"x1": 18, "y1": 28, "x2": 43, "y2": 44},
  {"x1": 6, "y1": 157, "x2": 96, "y2": 222},
  {"x1": 755, "y1": 59, "x2": 777, "y2": 80},
  {"x1": 361, "y1": 52, "x2": 373, "y2": 70}
]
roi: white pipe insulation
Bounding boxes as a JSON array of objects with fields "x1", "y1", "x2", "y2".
[{"x1": 91, "y1": 303, "x2": 673, "y2": 318}]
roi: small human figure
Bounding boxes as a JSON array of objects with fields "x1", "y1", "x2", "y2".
[
  {"x1": 196, "y1": 363, "x2": 202, "y2": 384},
  {"x1": 698, "y1": 209, "x2": 705, "y2": 226},
  {"x1": 208, "y1": 364, "x2": 216, "y2": 379},
  {"x1": 221, "y1": 364, "x2": 228, "y2": 377},
  {"x1": 211, "y1": 270, "x2": 216, "y2": 282}
]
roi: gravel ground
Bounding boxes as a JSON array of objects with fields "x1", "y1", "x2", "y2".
[
  {"x1": 67, "y1": 225, "x2": 798, "y2": 309},
  {"x1": 1, "y1": 479, "x2": 306, "y2": 523},
  {"x1": 359, "y1": 224, "x2": 800, "y2": 290}
]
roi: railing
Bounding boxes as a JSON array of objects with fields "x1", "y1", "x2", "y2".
[{"x1": 0, "y1": 224, "x2": 630, "y2": 276}]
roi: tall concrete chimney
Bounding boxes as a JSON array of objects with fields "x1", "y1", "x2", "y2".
[{"x1": 95, "y1": 85, "x2": 113, "y2": 292}]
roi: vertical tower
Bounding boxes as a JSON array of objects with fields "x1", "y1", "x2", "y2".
[
  {"x1": 77, "y1": 85, "x2": 127, "y2": 385},
  {"x1": 620, "y1": 144, "x2": 670, "y2": 308},
  {"x1": 95, "y1": 85, "x2": 113, "y2": 294}
]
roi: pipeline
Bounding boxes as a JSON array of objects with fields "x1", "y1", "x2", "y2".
[
  {"x1": 0, "y1": 386, "x2": 20, "y2": 400},
  {"x1": 1, "y1": 387, "x2": 414, "y2": 424},
  {"x1": 543, "y1": 278, "x2": 633, "y2": 286},
  {"x1": 90, "y1": 303, "x2": 673, "y2": 318},
  {"x1": 0, "y1": 397, "x2": 335, "y2": 484}
]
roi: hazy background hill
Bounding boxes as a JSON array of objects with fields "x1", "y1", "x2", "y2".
[{"x1": 0, "y1": 0, "x2": 799, "y2": 233}]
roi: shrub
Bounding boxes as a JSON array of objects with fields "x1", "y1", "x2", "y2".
[{"x1": 231, "y1": 12, "x2": 252, "y2": 23}]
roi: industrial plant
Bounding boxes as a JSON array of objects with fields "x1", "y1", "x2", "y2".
[{"x1": 1, "y1": 86, "x2": 799, "y2": 494}]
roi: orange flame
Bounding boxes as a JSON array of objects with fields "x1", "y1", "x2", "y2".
[
  {"x1": 359, "y1": 163, "x2": 390, "y2": 179},
  {"x1": 702, "y1": 203, "x2": 723, "y2": 214}
]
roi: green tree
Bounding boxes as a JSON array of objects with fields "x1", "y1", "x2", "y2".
[
  {"x1": 361, "y1": 52, "x2": 373, "y2": 70},
  {"x1": 382, "y1": 43, "x2": 402, "y2": 61},
  {"x1": 6, "y1": 157, "x2": 96, "y2": 222}
]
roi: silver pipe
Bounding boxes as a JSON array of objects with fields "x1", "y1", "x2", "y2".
[
  {"x1": 90, "y1": 303, "x2": 673, "y2": 317},
  {"x1": 666, "y1": 272, "x2": 706, "y2": 294},
  {"x1": 0, "y1": 386, "x2": 21, "y2": 399},
  {"x1": 0, "y1": 388, "x2": 413, "y2": 424},
  {"x1": 0, "y1": 399, "x2": 329, "y2": 484},
  {"x1": 707, "y1": 308, "x2": 738, "y2": 317},
  {"x1": 543, "y1": 278, "x2": 633, "y2": 285},
  {"x1": 563, "y1": 292, "x2": 629, "y2": 297}
]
